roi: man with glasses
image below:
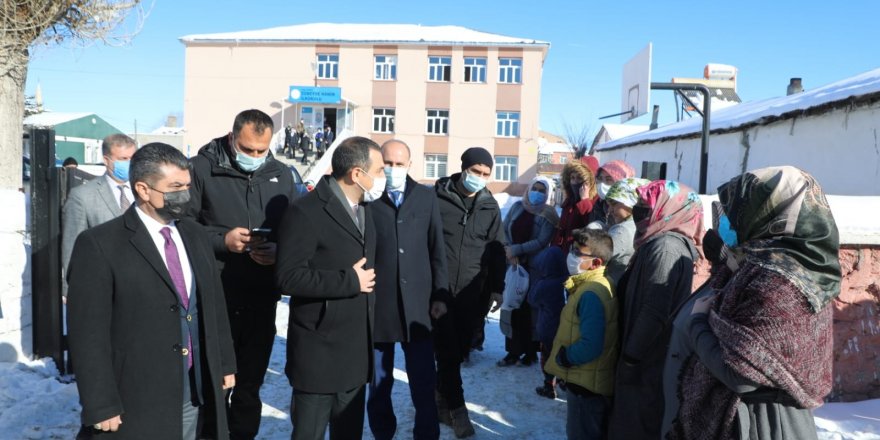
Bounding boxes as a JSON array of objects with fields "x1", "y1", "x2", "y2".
[{"x1": 187, "y1": 109, "x2": 298, "y2": 440}]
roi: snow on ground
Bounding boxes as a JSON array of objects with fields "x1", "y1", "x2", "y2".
[{"x1": 1, "y1": 297, "x2": 879, "y2": 439}]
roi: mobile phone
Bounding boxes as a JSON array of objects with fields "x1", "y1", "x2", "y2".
[{"x1": 250, "y1": 228, "x2": 272, "y2": 238}]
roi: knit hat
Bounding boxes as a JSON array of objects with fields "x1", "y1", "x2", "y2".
[
  {"x1": 599, "y1": 160, "x2": 636, "y2": 182},
  {"x1": 461, "y1": 147, "x2": 494, "y2": 170}
]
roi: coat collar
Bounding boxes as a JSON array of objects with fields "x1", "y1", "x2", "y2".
[
  {"x1": 316, "y1": 176, "x2": 364, "y2": 243},
  {"x1": 95, "y1": 176, "x2": 123, "y2": 216}
]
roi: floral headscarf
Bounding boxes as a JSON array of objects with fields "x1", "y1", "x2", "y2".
[
  {"x1": 718, "y1": 166, "x2": 841, "y2": 311},
  {"x1": 521, "y1": 176, "x2": 560, "y2": 227},
  {"x1": 598, "y1": 160, "x2": 636, "y2": 182},
  {"x1": 633, "y1": 180, "x2": 704, "y2": 250},
  {"x1": 606, "y1": 177, "x2": 651, "y2": 208}
]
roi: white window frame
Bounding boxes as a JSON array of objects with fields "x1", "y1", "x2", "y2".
[
  {"x1": 494, "y1": 156, "x2": 518, "y2": 182},
  {"x1": 498, "y1": 58, "x2": 522, "y2": 84},
  {"x1": 317, "y1": 54, "x2": 339, "y2": 79},
  {"x1": 372, "y1": 108, "x2": 395, "y2": 133},
  {"x1": 374, "y1": 55, "x2": 397, "y2": 81},
  {"x1": 463, "y1": 57, "x2": 487, "y2": 83},
  {"x1": 424, "y1": 154, "x2": 448, "y2": 179},
  {"x1": 495, "y1": 111, "x2": 520, "y2": 137},
  {"x1": 426, "y1": 109, "x2": 449, "y2": 135},
  {"x1": 428, "y1": 56, "x2": 452, "y2": 82}
]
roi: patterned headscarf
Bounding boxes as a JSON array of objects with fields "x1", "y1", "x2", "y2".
[
  {"x1": 521, "y1": 176, "x2": 561, "y2": 227},
  {"x1": 598, "y1": 160, "x2": 636, "y2": 182},
  {"x1": 717, "y1": 166, "x2": 841, "y2": 311},
  {"x1": 633, "y1": 180, "x2": 704, "y2": 250},
  {"x1": 606, "y1": 177, "x2": 651, "y2": 208}
]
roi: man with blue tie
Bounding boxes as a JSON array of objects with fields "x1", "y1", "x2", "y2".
[
  {"x1": 67, "y1": 143, "x2": 236, "y2": 439},
  {"x1": 367, "y1": 140, "x2": 450, "y2": 440}
]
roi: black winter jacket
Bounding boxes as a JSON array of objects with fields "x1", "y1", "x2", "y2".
[{"x1": 187, "y1": 135, "x2": 298, "y2": 307}]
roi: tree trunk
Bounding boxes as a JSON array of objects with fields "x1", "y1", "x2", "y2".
[{"x1": 0, "y1": 46, "x2": 28, "y2": 191}]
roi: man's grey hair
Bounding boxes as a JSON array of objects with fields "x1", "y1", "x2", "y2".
[{"x1": 101, "y1": 133, "x2": 136, "y2": 157}]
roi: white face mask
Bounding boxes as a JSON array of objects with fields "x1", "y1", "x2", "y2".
[
  {"x1": 384, "y1": 166, "x2": 408, "y2": 191},
  {"x1": 566, "y1": 252, "x2": 586, "y2": 275},
  {"x1": 597, "y1": 182, "x2": 611, "y2": 200},
  {"x1": 356, "y1": 169, "x2": 386, "y2": 203}
]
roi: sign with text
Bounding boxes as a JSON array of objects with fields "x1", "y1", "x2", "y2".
[{"x1": 288, "y1": 86, "x2": 342, "y2": 104}]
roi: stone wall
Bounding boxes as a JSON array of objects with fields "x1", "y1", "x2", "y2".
[
  {"x1": 691, "y1": 246, "x2": 880, "y2": 402},
  {"x1": 0, "y1": 189, "x2": 31, "y2": 362}
]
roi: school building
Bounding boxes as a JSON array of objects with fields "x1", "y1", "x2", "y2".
[{"x1": 180, "y1": 23, "x2": 550, "y2": 192}]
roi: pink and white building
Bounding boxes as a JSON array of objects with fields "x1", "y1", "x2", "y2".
[{"x1": 180, "y1": 23, "x2": 549, "y2": 193}]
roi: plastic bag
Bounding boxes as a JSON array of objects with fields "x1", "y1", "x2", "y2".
[{"x1": 501, "y1": 264, "x2": 530, "y2": 310}]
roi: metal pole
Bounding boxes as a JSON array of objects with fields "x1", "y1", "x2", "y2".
[{"x1": 650, "y1": 82, "x2": 711, "y2": 194}]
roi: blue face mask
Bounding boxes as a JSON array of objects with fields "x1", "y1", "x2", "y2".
[
  {"x1": 235, "y1": 151, "x2": 266, "y2": 173},
  {"x1": 111, "y1": 160, "x2": 130, "y2": 182},
  {"x1": 462, "y1": 171, "x2": 487, "y2": 193},
  {"x1": 717, "y1": 214, "x2": 739, "y2": 248},
  {"x1": 528, "y1": 190, "x2": 547, "y2": 206}
]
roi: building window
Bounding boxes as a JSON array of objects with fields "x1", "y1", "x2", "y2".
[
  {"x1": 425, "y1": 154, "x2": 448, "y2": 179},
  {"x1": 373, "y1": 108, "x2": 395, "y2": 133},
  {"x1": 463, "y1": 57, "x2": 487, "y2": 83},
  {"x1": 495, "y1": 156, "x2": 518, "y2": 182},
  {"x1": 428, "y1": 56, "x2": 452, "y2": 82},
  {"x1": 560, "y1": 155, "x2": 568, "y2": 164},
  {"x1": 426, "y1": 109, "x2": 449, "y2": 135},
  {"x1": 538, "y1": 154, "x2": 551, "y2": 164},
  {"x1": 499, "y1": 58, "x2": 522, "y2": 84},
  {"x1": 374, "y1": 55, "x2": 397, "y2": 80},
  {"x1": 317, "y1": 54, "x2": 339, "y2": 79},
  {"x1": 495, "y1": 111, "x2": 520, "y2": 137}
]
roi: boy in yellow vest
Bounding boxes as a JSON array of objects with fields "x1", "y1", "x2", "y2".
[{"x1": 545, "y1": 228, "x2": 618, "y2": 439}]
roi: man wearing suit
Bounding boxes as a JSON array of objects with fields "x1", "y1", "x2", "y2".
[
  {"x1": 67, "y1": 143, "x2": 236, "y2": 439},
  {"x1": 61, "y1": 133, "x2": 136, "y2": 298},
  {"x1": 367, "y1": 140, "x2": 450, "y2": 440},
  {"x1": 275, "y1": 136, "x2": 384, "y2": 440}
]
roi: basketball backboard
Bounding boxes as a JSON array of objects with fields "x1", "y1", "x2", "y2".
[{"x1": 621, "y1": 43, "x2": 652, "y2": 123}]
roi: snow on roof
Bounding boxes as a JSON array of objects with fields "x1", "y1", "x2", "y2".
[
  {"x1": 601, "y1": 123, "x2": 649, "y2": 140},
  {"x1": 538, "y1": 142, "x2": 573, "y2": 155},
  {"x1": 180, "y1": 23, "x2": 548, "y2": 47},
  {"x1": 23, "y1": 112, "x2": 93, "y2": 128},
  {"x1": 597, "y1": 67, "x2": 880, "y2": 151},
  {"x1": 151, "y1": 126, "x2": 185, "y2": 135}
]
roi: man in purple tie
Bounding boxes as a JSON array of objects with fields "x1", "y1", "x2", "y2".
[{"x1": 67, "y1": 143, "x2": 237, "y2": 440}]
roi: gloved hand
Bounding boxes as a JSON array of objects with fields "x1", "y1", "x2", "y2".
[{"x1": 556, "y1": 346, "x2": 573, "y2": 369}]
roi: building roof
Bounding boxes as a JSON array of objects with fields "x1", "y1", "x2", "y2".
[
  {"x1": 23, "y1": 112, "x2": 93, "y2": 128},
  {"x1": 601, "y1": 123, "x2": 650, "y2": 140},
  {"x1": 597, "y1": 67, "x2": 880, "y2": 151},
  {"x1": 180, "y1": 23, "x2": 549, "y2": 47}
]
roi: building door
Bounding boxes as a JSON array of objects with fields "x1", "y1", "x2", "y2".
[{"x1": 324, "y1": 108, "x2": 337, "y2": 133}]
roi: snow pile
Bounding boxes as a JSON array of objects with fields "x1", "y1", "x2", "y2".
[{"x1": 0, "y1": 360, "x2": 80, "y2": 439}]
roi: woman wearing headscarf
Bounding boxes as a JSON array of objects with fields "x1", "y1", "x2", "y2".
[
  {"x1": 608, "y1": 180, "x2": 704, "y2": 440},
  {"x1": 603, "y1": 177, "x2": 650, "y2": 286},
  {"x1": 590, "y1": 160, "x2": 637, "y2": 229},
  {"x1": 552, "y1": 157, "x2": 600, "y2": 251},
  {"x1": 663, "y1": 166, "x2": 840, "y2": 440},
  {"x1": 498, "y1": 176, "x2": 560, "y2": 367}
]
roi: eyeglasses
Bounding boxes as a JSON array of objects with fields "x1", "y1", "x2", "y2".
[{"x1": 570, "y1": 248, "x2": 595, "y2": 259}]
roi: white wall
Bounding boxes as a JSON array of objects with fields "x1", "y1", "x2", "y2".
[
  {"x1": 596, "y1": 102, "x2": 880, "y2": 196},
  {"x1": 0, "y1": 190, "x2": 31, "y2": 362}
]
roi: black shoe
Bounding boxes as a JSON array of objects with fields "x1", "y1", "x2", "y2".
[
  {"x1": 496, "y1": 355, "x2": 518, "y2": 367},
  {"x1": 519, "y1": 355, "x2": 537, "y2": 366},
  {"x1": 535, "y1": 383, "x2": 557, "y2": 399}
]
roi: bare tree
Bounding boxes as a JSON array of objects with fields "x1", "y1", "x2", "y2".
[
  {"x1": 561, "y1": 119, "x2": 595, "y2": 158},
  {"x1": 0, "y1": 0, "x2": 146, "y2": 189}
]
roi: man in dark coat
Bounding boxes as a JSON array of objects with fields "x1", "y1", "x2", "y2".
[
  {"x1": 67, "y1": 143, "x2": 236, "y2": 440},
  {"x1": 276, "y1": 136, "x2": 384, "y2": 440},
  {"x1": 284, "y1": 124, "x2": 294, "y2": 159},
  {"x1": 433, "y1": 147, "x2": 506, "y2": 438},
  {"x1": 367, "y1": 140, "x2": 450, "y2": 440},
  {"x1": 187, "y1": 109, "x2": 297, "y2": 440}
]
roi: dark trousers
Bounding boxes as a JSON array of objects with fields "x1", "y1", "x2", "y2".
[
  {"x1": 503, "y1": 301, "x2": 537, "y2": 359},
  {"x1": 205, "y1": 304, "x2": 276, "y2": 440},
  {"x1": 367, "y1": 340, "x2": 440, "y2": 440},
  {"x1": 566, "y1": 388, "x2": 611, "y2": 440},
  {"x1": 291, "y1": 385, "x2": 366, "y2": 440},
  {"x1": 433, "y1": 296, "x2": 478, "y2": 409}
]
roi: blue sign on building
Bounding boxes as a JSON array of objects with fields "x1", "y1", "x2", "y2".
[{"x1": 288, "y1": 86, "x2": 342, "y2": 104}]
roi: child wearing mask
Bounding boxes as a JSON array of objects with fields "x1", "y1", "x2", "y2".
[
  {"x1": 545, "y1": 228, "x2": 618, "y2": 439},
  {"x1": 603, "y1": 177, "x2": 650, "y2": 286}
]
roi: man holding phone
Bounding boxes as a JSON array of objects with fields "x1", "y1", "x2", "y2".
[{"x1": 187, "y1": 109, "x2": 298, "y2": 440}]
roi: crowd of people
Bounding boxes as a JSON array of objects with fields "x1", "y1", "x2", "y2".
[{"x1": 61, "y1": 108, "x2": 841, "y2": 440}]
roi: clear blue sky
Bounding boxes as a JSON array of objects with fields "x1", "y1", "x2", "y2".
[{"x1": 24, "y1": 0, "x2": 880, "y2": 140}]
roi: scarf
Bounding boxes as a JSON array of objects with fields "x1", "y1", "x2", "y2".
[
  {"x1": 606, "y1": 177, "x2": 651, "y2": 208},
  {"x1": 522, "y1": 175, "x2": 561, "y2": 227},
  {"x1": 599, "y1": 160, "x2": 636, "y2": 182},
  {"x1": 718, "y1": 166, "x2": 841, "y2": 312},
  {"x1": 634, "y1": 180, "x2": 704, "y2": 250}
]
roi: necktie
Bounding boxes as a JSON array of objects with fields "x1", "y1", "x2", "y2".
[
  {"x1": 160, "y1": 227, "x2": 192, "y2": 368},
  {"x1": 352, "y1": 204, "x2": 360, "y2": 228},
  {"x1": 118, "y1": 185, "x2": 131, "y2": 210},
  {"x1": 389, "y1": 190, "x2": 403, "y2": 208}
]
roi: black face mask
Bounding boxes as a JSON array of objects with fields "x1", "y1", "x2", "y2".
[
  {"x1": 631, "y1": 205, "x2": 651, "y2": 224},
  {"x1": 153, "y1": 188, "x2": 191, "y2": 221}
]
